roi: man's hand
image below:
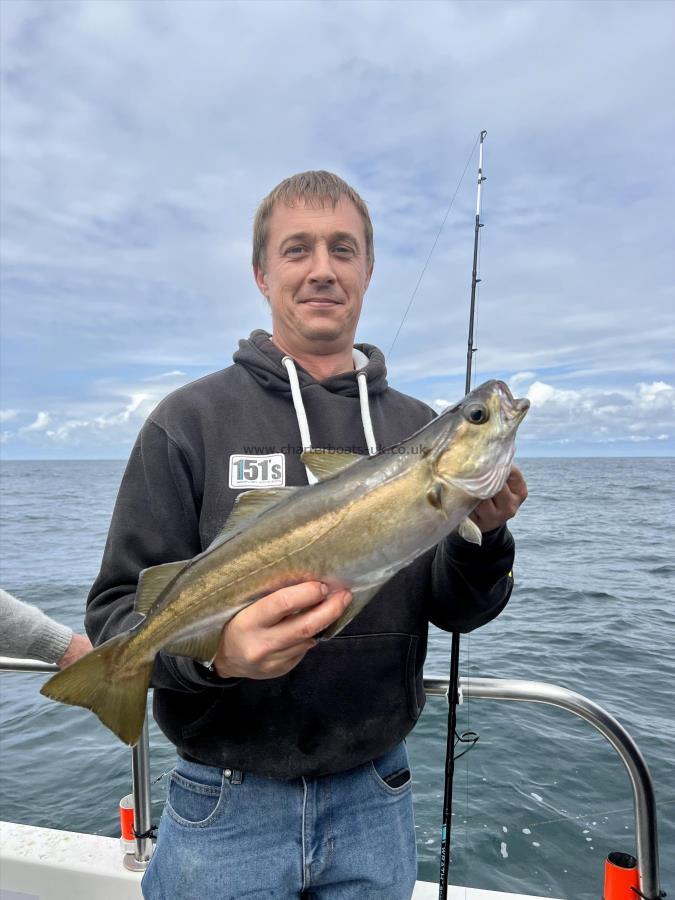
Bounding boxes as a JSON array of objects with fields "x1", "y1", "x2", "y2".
[
  {"x1": 470, "y1": 465, "x2": 528, "y2": 533},
  {"x1": 212, "y1": 582, "x2": 352, "y2": 680},
  {"x1": 58, "y1": 632, "x2": 93, "y2": 668}
]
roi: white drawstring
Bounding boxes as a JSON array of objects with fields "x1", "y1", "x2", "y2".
[
  {"x1": 282, "y1": 356, "x2": 318, "y2": 484},
  {"x1": 282, "y1": 352, "x2": 378, "y2": 485},
  {"x1": 357, "y1": 371, "x2": 377, "y2": 456}
]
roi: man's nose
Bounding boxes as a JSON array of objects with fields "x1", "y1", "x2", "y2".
[{"x1": 308, "y1": 245, "x2": 336, "y2": 283}]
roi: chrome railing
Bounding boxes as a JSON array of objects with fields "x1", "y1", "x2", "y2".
[
  {"x1": 425, "y1": 675, "x2": 662, "y2": 900},
  {"x1": 1, "y1": 658, "x2": 664, "y2": 898}
]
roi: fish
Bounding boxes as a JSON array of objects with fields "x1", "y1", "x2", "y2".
[{"x1": 41, "y1": 379, "x2": 529, "y2": 746}]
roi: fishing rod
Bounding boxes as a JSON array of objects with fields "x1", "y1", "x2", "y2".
[{"x1": 438, "y1": 129, "x2": 487, "y2": 900}]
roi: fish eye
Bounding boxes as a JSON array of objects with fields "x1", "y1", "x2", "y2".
[{"x1": 463, "y1": 402, "x2": 489, "y2": 425}]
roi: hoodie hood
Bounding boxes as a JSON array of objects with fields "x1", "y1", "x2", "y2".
[{"x1": 233, "y1": 330, "x2": 389, "y2": 397}]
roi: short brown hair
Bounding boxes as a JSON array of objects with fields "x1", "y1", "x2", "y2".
[{"x1": 252, "y1": 170, "x2": 374, "y2": 270}]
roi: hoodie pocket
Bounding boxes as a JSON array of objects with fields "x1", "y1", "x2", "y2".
[{"x1": 177, "y1": 632, "x2": 424, "y2": 779}]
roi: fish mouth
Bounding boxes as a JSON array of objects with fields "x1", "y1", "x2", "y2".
[{"x1": 496, "y1": 380, "x2": 529, "y2": 424}]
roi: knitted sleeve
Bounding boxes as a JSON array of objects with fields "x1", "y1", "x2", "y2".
[{"x1": 0, "y1": 588, "x2": 72, "y2": 664}]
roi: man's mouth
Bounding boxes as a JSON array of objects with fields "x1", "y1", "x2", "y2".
[{"x1": 298, "y1": 297, "x2": 343, "y2": 307}]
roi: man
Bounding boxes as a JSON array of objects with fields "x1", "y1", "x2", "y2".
[{"x1": 86, "y1": 171, "x2": 527, "y2": 899}]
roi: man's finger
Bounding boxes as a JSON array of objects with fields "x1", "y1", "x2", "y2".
[
  {"x1": 253, "y1": 582, "x2": 328, "y2": 627},
  {"x1": 271, "y1": 589, "x2": 352, "y2": 650},
  {"x1": 489, "y1": 484, "x2": 521, "y2": 518},
  {"x1": 506, "y1": 466, "x2": 528, "y2": 500}
]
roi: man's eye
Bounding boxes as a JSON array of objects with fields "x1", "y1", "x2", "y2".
[
  {"x1": 286, "y1": 246, "x2": 306, "y2": 256},
  {"x1": 334, "y1": 245, "x2": 354, "y2": 255}
]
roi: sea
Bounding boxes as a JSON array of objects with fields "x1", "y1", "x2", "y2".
[{"x1": 0, "y1": 457, "x2": 673, "y2": 899}]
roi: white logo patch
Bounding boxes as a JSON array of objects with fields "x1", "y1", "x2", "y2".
[{"x1": 229, "y1": 454, "x2": 285, "y2": 489}]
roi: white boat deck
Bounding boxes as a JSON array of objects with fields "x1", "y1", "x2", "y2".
[{"x1": 0, "y1": 821, "x2": 559, "y2": 900}]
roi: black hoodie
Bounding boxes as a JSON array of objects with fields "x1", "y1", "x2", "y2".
[{"x1": 86, "y1": 331, "x2": 514, "y2": 779}]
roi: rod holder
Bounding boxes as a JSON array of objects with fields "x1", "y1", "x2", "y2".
[{"x1": 123, "y1": 713, "x2": 154, "y2": 871}]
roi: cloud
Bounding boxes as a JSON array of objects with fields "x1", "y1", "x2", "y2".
[
  {"x1": 19, "y1": 411, "x2": 51, "y2": 433},
  {"x1": 1, "y1": 1, "x2": 674, "y2": 456},
  {"x1": 528, "y1": 377, "x2": 675, "y2": 444},
  {"x1": 432, "y1": 378, "x2": 675, "y2": 446},
  {"x1": 1, "y1": 369, "x2": 194, "y2": 453},
  {"x1": 44, "y1": 393, "x2": 149, "y2": 443},
  {"x1": 0, "y1": 409, "x2": 18, "y2": 423}
]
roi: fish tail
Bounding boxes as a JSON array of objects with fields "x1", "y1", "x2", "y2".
[{"x1": 40, "y1": 632, "x2": 153, "y2": 746}]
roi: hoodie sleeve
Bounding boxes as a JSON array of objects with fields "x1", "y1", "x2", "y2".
[
  {"x1": 85, "y1": 418, "x2": 235, "y2": 692},
  {"x1": 427, "y1": 524, "x2": 515, "y2": 632}
]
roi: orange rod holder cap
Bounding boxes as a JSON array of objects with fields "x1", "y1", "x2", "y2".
[
  {"x1": 119, "y1": 792, "x2": 136, "y2": 852},
  {"x1": 604, "y1": 851, "x2": 640, "y2": 899}
]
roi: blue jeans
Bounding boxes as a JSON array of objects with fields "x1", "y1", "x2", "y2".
[{"x1": 141, "y1": 741, "x2": 417, "y2": 899}]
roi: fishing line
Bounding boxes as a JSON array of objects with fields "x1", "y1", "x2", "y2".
[
  {"x1": 387, "y1": 134, "x2": 480, "y2": 362},
  {"x1": 455, "y1": 797, "x2": 675, "y2": 830},
  {"x1": 519, "y1": 798, "x2": 675, "y2": 831}
]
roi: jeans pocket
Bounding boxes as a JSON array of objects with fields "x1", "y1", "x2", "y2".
[
  {"x1": 165, "y1": 769, "x2": 226, "y2": 828},
  {"x1": 369, "y1": 743, "x2": 413, "y2": 797}
]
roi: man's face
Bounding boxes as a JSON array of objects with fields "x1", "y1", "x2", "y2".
[{"x1": 254, "y1": 197, "x2": 373, "y2": 355}]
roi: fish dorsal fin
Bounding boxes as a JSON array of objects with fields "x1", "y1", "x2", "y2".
[
  {"x1": 208, "y1": 487, "x2": 301, "y2": 550},
  {"x1": 135, "y1": 560, "x2": 188, "y2": 615},
  {"x1": 301, "y1": 449, "x2": 363, "y2": 482}
]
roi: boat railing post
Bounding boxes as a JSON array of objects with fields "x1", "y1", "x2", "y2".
[
  {"x1": 423, "y1": 675, "x2": 663, "y2": 900},
  {"x1": 126, "y1": 710, "x2": 154, "y2": 870},
  {"x1": 0, "y1": 658, "x2": 155, "y2": 871}
]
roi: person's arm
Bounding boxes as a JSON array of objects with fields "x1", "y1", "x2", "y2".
[
  {"x1": 427, "y1": 525, "x2": 515, "y2": 632},
  {"x1": 428, "y1": 467, "x2": 527, "y2": 632},
  {"x1": 0, "y1": 588, "x2": 75, "y2": 665}
]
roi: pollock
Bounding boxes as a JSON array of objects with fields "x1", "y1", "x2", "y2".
[{"x1": 42, "y1": 379, "x2": 529, "y2": 745}]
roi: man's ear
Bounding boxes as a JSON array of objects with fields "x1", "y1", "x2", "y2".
[
  {"x1": 364, "y1": 260, "x2": 374, "y2": 293},
  {"x1": 253, "y1": 263, "x2": 269, "y2": 300}
]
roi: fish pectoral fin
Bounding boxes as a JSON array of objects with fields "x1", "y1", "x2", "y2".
[
  {"x1": 301, "y1": 449, "x2": 363, "y2": 481},
  {"x1": 135, "y1": 560, "x2": 189, "y2": 615},
  {"x1": 426, "y1": 481, "x2": 445, "y2": 511},
  {"x1": 164, "y1": 629, "x2": 222, "y2": 662},
  {"x1": 209, "y1": 487, "x2": 303, "y2": 550},
  {"x1": 458, "y1": 516, "x2": 483, "y2": 546},
  {"x1": 318, "y1": 582, "x2": 389, "y2": 641}
]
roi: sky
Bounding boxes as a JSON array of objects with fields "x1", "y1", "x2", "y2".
[{"x1": 1, "y1": 0, "x2": 674, "y2": 459}]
